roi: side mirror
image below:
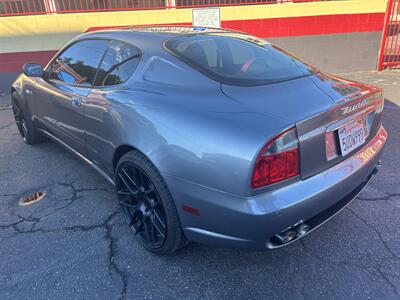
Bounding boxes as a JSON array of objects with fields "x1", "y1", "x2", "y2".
[{"x1": 23, "y1": 63, "x2": 43, "y2": 77}]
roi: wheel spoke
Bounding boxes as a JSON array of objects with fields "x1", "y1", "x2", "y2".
[
  {"x1": 118, "y1": 171, "x2": 138, "y2": 196},
  {"x1": 146, "y1": 196, "x2": 160, "y2": 209},
  {"x1": 15, "y1": 120, "x2": 22, "y2": 130},
  {"x1": 150, "y1": 214, "x2": 165, "y2": 238},
  {"x1": 133, "y1": 167, "x2": 146, "y2": 192},
  {"x1": 123, "y1": 168, "x2": 140, "y2": 190},
  {"x1": 119, "y1": 200, "x2": 136, "y2": 208},
  {"x1": 153, "y1": 209, "x2": 166, "y2": 229},
  {"x1": 129, "y1": 210, "x2": 141, "y2": 227},
  {"x1": 148, "y1": 215, "x2": 158, "y2": 243},
  {"x1": 135, "y1": 218, "x2": 145, "y2": 234},
  {"x1": 144, "y1": 185, "x2": 154, "y2": 196},
  {"x1": 143, "y1": 216, "x2": 152, "y2": 244},
  {"x1": 117, "y1": 189, "x2": 130, "y2": 196}
]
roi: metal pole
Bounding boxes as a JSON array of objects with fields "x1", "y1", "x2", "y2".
[{"x1": 378, "y1": 0, "x2": 395, "y2": 71}]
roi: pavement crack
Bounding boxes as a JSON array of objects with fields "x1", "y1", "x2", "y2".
[
  {"x1": 0, "y1": 219, "x2": 24, "y2": 230},
  {"x1": 58, "y1": 179, "x2": 114, "y2": 196},
  {"x1": 0, "y1": 105, "x2": 11, "y2": 111},
  {"x1": 0, "y1": 121, "x2": 14, "y2": 130},
  {"x1": 105, "y1": 212, "x2": 128, "y2": 300},
  {"x1": 2, "y1": 209, "x2": 128, "y2": 297},
  {"x1": 0, "y1": 214, "x2": 41, "y2": 238},
  {"x1": 9, "y1": 180, "x2": 82, "y2": 222},
  {"x1": 300, "y1": 239, "x2": 399, "y2": 296},
  {"x1": 0, "y1": 193, "x2": 17, "y2": 197},
  {"x1": 3, "y1": 211, "x2": 120, "y2": 235},
  {"x1": 1, "y1": 179, "x2": 117, "y2": 240},
  {"x1": 377, "y1": 268, "x2": 400, "y2": 297},
  {"x1": 346, "y1": 207, "x2": 398, "y2": 259}
]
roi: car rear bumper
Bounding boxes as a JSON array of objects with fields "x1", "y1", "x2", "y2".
[{"x1": 163, "y1": 126, "x2": 388, "y2": 250}]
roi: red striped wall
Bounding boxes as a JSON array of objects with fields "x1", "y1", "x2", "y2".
[
  {"x1": 222, "y1": 13, "x2": 385, "y2": 37},
  {"x1": 0, "y1": 50, "x2": 57, "y2": 73},
  {"x1": 1, "y1": 12, "x2": 385, "y2": 73}
]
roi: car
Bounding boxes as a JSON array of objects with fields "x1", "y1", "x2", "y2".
[{"x1": 11, "y1": 26, "x2": 387, "y2": 254}]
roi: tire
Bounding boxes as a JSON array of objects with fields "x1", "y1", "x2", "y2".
[
  {"x1": 12, "y1": 92, "x2": 47, "y2": 145},
  {"x1": 115, "y1": 150, "x2": 187, "y2": 254}
]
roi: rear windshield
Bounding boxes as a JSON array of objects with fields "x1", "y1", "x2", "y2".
[{"x1": 164, "y1": 34, "x2": 317, "y2": 86}]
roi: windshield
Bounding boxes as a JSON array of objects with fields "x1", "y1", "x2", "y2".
[{"x1": 164, "y1": 34, "x2": 317, "y2": 86}]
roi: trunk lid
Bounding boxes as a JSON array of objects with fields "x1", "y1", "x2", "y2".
[
  {"x1": 221, "y1": 73, "x2": 384, "y2": 179},
  {"x1": 221, "y1": 75, "x2": 334, "y2": 123}
]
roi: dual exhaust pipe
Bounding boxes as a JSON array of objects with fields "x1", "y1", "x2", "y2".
[
  {"x1": 274, "y1": 221, "x2": 311, "y2": 245},
  {"x1": 269, "y1": 161, "x2": 383, "y2": 248}
]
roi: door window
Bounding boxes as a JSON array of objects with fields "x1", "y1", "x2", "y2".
[
  {"x1": 94, "y1": 41, "x2": 140, "y2": 86},
  {"x1": 48, "y1": 39, "x2": 109, "y2": 86}
]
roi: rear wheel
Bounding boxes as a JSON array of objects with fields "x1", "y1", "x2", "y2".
[
  {"x1": 115, "y1": 150, "x2": 186, "y2": 254},
  {"x1": 12, "y1": 92, "x2": 46, "y2": 145}
]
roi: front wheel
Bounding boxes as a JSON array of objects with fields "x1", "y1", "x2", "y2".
[
  {"x1": 12, "y1": 92, "x2": 46, "y2": 145},
  {"x1": 115, "y1": 150, "x2": 187, "y2": 254}
]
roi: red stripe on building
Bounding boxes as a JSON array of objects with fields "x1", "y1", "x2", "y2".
[
  {"x1": 222, "y1": 13, "x2": 385, "y2": 37},
  {"x1": 0, "y1": 50, "x2": 57, "y2": 73},
  {"x1": 1, "y1": 13, "x2": 385, "y2": 73}
]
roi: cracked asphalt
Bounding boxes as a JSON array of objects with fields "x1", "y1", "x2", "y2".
[{"x1": 0, "y1": 70, "x2": 399, "y2": 299}]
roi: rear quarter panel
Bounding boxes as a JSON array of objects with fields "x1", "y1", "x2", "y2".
[{"x1": 87, "y1": 80, "x2": 291, "y2": 196}]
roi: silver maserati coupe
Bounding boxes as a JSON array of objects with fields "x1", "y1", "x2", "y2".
[{"x1": 11, "y1": 26, "x2": 387, "y2": 254}]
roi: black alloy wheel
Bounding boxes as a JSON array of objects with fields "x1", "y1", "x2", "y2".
[
  {"x1": 11, "y1": 92, "x2": 46, "y2": 145},
  {"x1": 116, "y1": 161, "x2": 168, "y2": 250},
  {"x1": 115, "y1": 150, "x2": 187, "y2": 254},
  {"x1": 12, "y1": 98, "x2": 28, "y2": 142}
]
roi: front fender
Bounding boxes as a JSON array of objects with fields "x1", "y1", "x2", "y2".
[
  {"x1": 11, "y1": 74, "x2": 36, "y2": 115},
  {"x1": 11, "y1": 73, "x2": 24, "y2": 98}
]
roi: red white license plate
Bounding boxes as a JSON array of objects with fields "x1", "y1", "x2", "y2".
[{"x1": 338, "y1": 119, "x2": 366, "y2": 156}]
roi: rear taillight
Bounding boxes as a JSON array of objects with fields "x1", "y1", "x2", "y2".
[{"x1": 251, "y1": 127, "x2": 300, "y2": 189}]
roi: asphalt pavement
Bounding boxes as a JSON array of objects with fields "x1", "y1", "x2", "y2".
[{"x1": 0, "y1": 70, "x2": 399, "y2": 299}]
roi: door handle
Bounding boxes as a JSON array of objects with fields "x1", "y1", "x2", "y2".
[{"x1": 71, "y1": 96, "x2": 81, "y2": 107}]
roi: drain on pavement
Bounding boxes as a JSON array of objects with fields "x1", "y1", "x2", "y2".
[{"x1": 19, "y1": 191, "x2": 47, "y2": 206}]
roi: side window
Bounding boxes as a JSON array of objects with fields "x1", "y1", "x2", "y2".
[
  {"x1": 95, "y1": 41, "x2": 140, "y2": 87},
  {"x1": 48, "y1": 39, "x2": 109, "y2": 86}
]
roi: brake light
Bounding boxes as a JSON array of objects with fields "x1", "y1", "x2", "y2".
[{"x1": 251, "y1": 127, "x2": 300, "y2": 189}]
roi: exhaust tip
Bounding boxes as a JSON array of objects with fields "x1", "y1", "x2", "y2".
[
  {"x1": 275, "y1": 230, "x2": 297, "y2": 244},
  {"x1": 267, "y1": 221, "x2": 312, "y2": 248},
  {"x1": 296, "y1": 223, "x2": 310, "y2": 236}
]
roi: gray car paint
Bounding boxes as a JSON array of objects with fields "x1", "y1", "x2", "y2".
[{"x1": 12, "y1": 27, "x2": 387, "y2": 250}]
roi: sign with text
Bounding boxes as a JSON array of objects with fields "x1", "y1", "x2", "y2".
[{"x1": 192, "y1": 8, "x2": 221, "y2": 28}]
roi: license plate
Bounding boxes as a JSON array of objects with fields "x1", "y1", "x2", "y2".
[{"x1": 338, "y1": 119, "x2": 366, "y2": 156}]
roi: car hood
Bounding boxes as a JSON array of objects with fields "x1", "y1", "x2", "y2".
[{"x1": 220, "y1": 73, "x2": 371, "y2": 123}]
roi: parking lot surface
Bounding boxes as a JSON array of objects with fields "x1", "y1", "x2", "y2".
[{"x1": 1, "y1": 70, "x2": 399, "y2": 299}]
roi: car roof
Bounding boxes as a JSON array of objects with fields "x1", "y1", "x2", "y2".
[
  {"x1": 88, "y1": 26, "x2": 241, "y2": 37},
  {"x1": 76, "y1": 26, "x2": 263, "y2": 53},
  {"x1": 79, "y1": 26, "x2": 248, "y2": 43}
]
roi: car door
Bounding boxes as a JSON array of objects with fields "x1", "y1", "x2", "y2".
[
  {"x1": 33, "y1": 39, "x2": 109, "y2": 154},
  {"x1": 84, "y1": 40, "x2": 141, "y2": 174}
]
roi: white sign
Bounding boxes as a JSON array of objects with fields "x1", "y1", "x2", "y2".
[{"x1": 192, "y1": 8, "x2": 221, "y2": 28}]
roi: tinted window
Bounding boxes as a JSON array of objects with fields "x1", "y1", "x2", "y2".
[
  {"x1": 165, "y1": 34, "x2": 317, "y2": 85},
  {"x1": 48, "y1": 39, "x2": 109, "y2": 86},
  {"x1": 94, "y1": 41, "x2": 140, "y2": 86}
]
